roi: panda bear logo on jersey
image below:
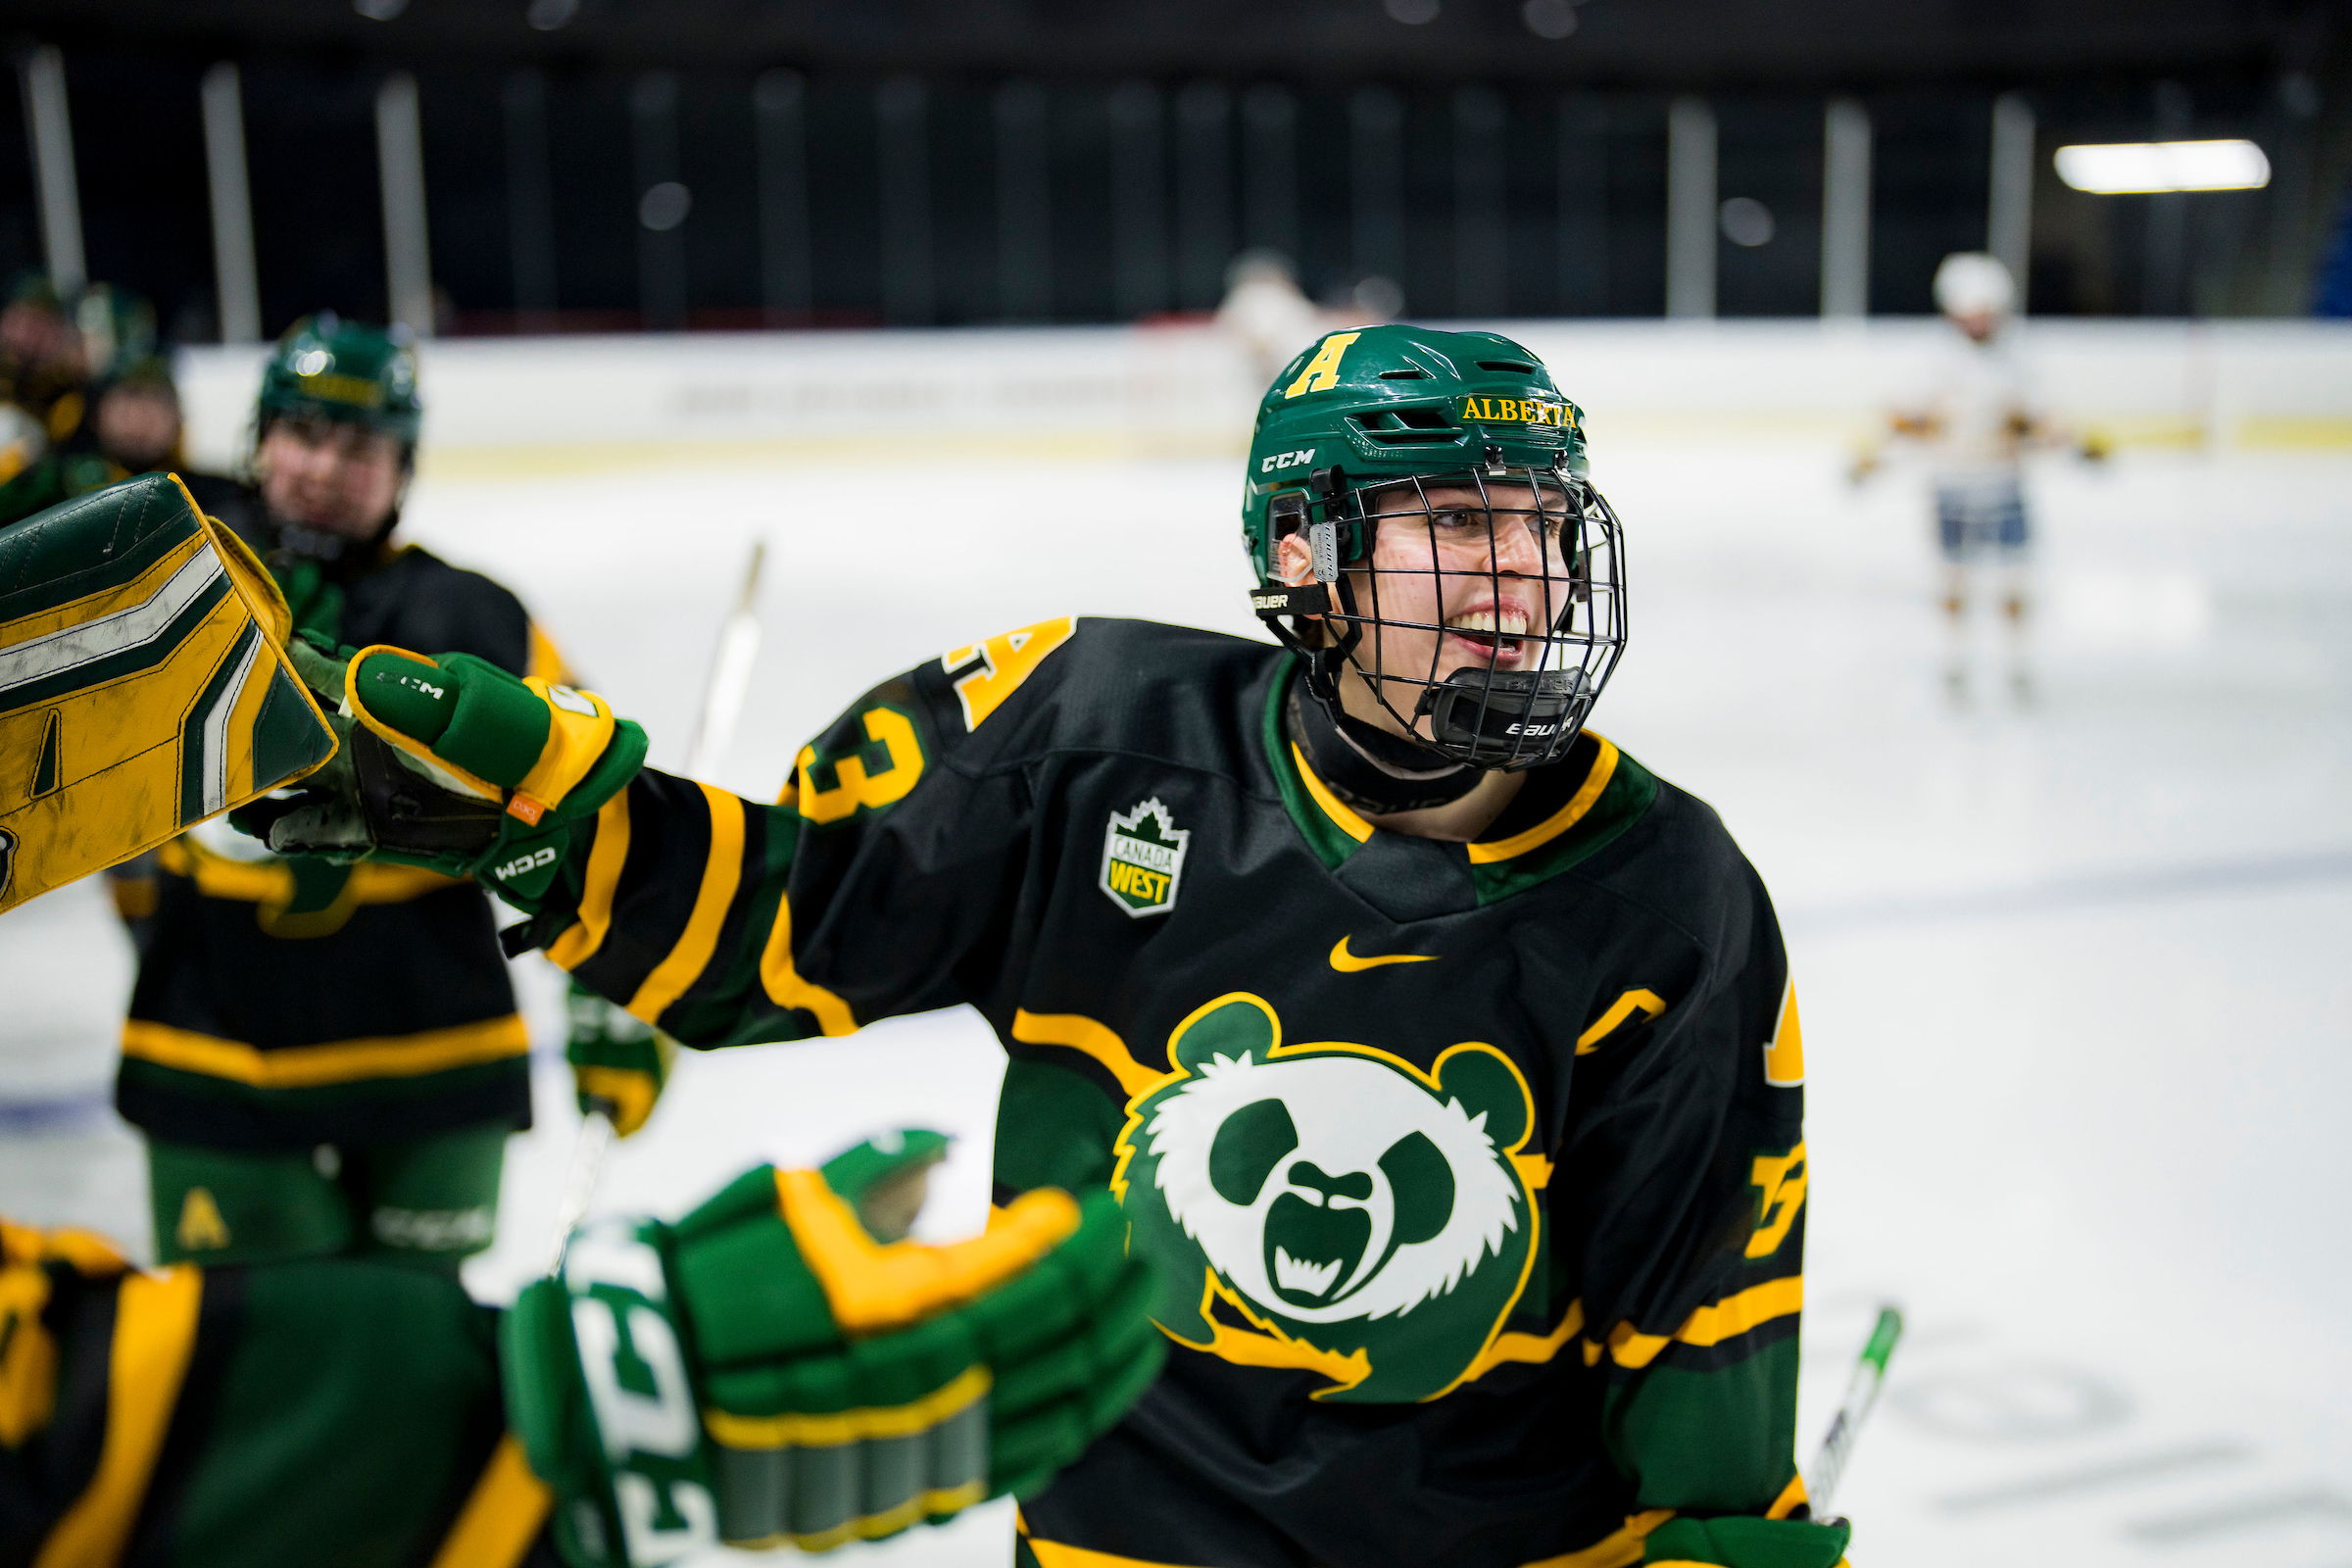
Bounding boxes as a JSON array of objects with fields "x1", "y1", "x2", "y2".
[{"x1": 1113, "y1": 993, "x2": 1539, "y2": 1403}]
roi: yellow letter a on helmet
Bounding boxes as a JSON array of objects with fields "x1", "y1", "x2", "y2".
[{"x1": 1284, "y1": 332, "x2": 1362, "y2": 399}]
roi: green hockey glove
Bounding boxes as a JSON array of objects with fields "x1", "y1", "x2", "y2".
[
  {"x1": 240, "y1": 638, "x2": 646, "y2": 907},
  {"x1": 566, "y1": 981, "x2": 677, "y2": 1139},
  {"x1": 1643, "y1": 1514, "x2": 1853, "y2": 1568},
  {"x1": 502, "y1": 1137, "x2": 1162, "y2": 1567}
]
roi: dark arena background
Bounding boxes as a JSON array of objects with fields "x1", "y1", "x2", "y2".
[
  {"x1": 4, "y1": 0, "x2": 2347, "y2": 331},
  {"x1": 3, "y1": 3, "x2": 2350, "y2": 1565}
]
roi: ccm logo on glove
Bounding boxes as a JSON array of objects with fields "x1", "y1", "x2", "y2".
[{"x1": 495, "y1": 844, "x2": 563, "y2": 881}]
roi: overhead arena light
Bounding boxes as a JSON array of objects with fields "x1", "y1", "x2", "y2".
[{"x1": 2053, "y1": 139, "x2": 2271, "y2": 194}]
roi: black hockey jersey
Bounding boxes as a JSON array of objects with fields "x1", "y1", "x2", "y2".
[
  {"x1": 519, "y1": 617, "x2": 1812, "y2": 1567},
  {"x1": 116, "y1": 526, "x2": 556, "y2": 1150}
]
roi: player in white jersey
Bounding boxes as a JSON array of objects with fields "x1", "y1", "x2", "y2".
[
  {"x1": 1857, "y1": 252, "x2": 2103, "y2": 706},
  {"x1": 1216, "y1": 251, "x2": 1332, "y2": 385}
]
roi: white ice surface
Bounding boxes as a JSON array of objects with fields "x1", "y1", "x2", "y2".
[{"x1": 3, "y1": 433, "x2": 2348, "y2": 1567}]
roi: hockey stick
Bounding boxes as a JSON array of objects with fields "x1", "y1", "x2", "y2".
[
  {"x1": 1804, "y1": 1303, "x2": 1904, "y2": 1517},
  {"x1": 545, "y1": 539, "x2": 769, "y2": 1271},
  {"x1": 682, "y1": 539, "x2": 768, "y2": 781}
]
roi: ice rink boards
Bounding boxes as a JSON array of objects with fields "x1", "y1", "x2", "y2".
[{"x1": 4, "y1": 414, "x2": 2348, "y2": 1566}]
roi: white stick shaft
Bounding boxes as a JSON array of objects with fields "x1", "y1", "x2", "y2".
[
  {"x1": 546, "y1": 1106, "x2": 613, "y2": 1273},
  {"x1": 686, "y1": 614, "x2": 760, "y2": 777},
  {"x1": 682, "y1": 540, "x2": 768, "y2": 779}
]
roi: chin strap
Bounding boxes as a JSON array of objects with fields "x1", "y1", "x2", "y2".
[
  {"x1": 1284, "y1": 681, "x2": 1481, "y2": 814},
  {"x1": 266, "y1": 503, "x2": 401, "y2": 579}
]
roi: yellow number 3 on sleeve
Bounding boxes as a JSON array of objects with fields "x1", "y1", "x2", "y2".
[
  {"x1": 941, "y1": 615, "x2": 1077, "y2": 731},
  {"x1": 796, "y1": 708, "x2": 925, "y2": 824}
]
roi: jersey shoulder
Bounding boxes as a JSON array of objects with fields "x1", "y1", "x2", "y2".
[
  {"x1": 351, "y1": 546, "x2": 534, "y2": 672},
  {"x1": 1571, "y1": 751, "x2": 1776, "y2": 957},
  {"x1": 917, "y1": 615, "x2": 1284, "y2": 779}
]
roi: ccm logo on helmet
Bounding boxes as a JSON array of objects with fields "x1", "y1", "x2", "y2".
[
  {"x1": 493, "y1": 845, "x2": 562, "y2": 881},
  {"x1": 1259, "y1": 448, "x2": 1316, "y2": 473},
  {"x1": 1460, "y1": 397, "x2": 1576, "y2": 429}
]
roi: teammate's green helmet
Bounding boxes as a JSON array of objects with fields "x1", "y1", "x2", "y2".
[
  {"x1": 257, "y1": 315, "x2": 421, "y2": 447},
  {"x1": 71, "y1": 284, "x2": 158, "y2": 385},
  {"x1": 1241, "y1": 324, "x2": 1625, "y2": 772}
]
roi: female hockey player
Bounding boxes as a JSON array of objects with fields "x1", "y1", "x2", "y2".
[
  {"x1": 251, "y1": 324, "x2": 1850, "y2": 1568},
  {"x1": 111, "y1": 316, "x2": 574, "y2": 1273}
]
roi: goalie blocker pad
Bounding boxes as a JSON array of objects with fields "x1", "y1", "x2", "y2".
[{"x1": 0, "y1": 472, "x2": 337, "y2": 912}]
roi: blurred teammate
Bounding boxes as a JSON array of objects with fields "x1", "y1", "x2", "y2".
[
  {"x1": 0, "y1": 284, "x2": 211, "y2": 528},
  {"x1": 0, "y1": 1134, "x2": 1157, "y2": 1565},
  {"x1": 112, "y1": 315, "x2": 568, "y2": 1273},
  {"x1": 1855, "y1": 252, "x2": 2103, "y2": 707},
  {"x1": 0, "y1": 355, "x2": 189, "y2": 525},
  {"x1": 253, "y1": 325, "x2": 1851, "y2": 1568},
  {"x1": 0, "y1": 276, "x2": 87, "y2": 489}
]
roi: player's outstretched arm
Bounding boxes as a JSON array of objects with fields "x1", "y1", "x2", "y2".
[
  {"x1": 256, "y1": 624, "x2": 1065, "y2": 1063},
  {"x1": 242, "y1": 639, "x2": 650, "y2": 905},
  {"x1": 506, "y1": 1132, "x2": 1162, "y2": 1565}
]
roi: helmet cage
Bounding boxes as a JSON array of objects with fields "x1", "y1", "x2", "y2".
[{"x1": 1254, "y1": 458, "x2": 1627, "y2": 771}]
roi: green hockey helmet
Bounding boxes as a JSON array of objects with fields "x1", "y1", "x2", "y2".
[
  {"x1": 1242, "y1": 323, "x2": 1625, "y2": 771},
  {"x1": 257, "y1": 314, "x2": 421, "y2": 448},
  {"x1": 71, "y1": 284, "x2": 158, "y2": 384}
]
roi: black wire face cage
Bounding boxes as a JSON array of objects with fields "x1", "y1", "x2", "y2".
[{"x1": 1270, "y1": 464, "x2": 1628, "y2": 772}]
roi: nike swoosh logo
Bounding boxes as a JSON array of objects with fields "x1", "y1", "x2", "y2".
[{"x1": 1329, "y1": 936, "x2": 1438, "y2": 972}]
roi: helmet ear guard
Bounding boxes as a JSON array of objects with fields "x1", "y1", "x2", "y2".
[{"x1": 1252, "y1": 484, "x2": 1368, "y2": 710}]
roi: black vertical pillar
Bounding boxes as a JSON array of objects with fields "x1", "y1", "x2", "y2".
[
  {"x1": 1351, "y1": 86, "x2": 1404, "y2": 307},
  {"x1": 1557, "y1": 95, "x2": 1608, "y2": 316},
  {"x1": 1174, "y1": 82, "x2": 1233, "y2": 309},
  {"x1": 630, "y1": 72, "x2": 688, "y2": 330},
  {"x1": 504, "y1": 69, "x2": 558, "y2": 329},
  {"x1": 754, "y1": 70, "x2": 811, "y2": 324},
  {"x1": 1454, "y1": 86, "x2": 1506, "y2": 318},
  {"x1": 1242, "y1": 84, "x2": 1298, "y2": 268},
  {"x1": 994, "y1": 81, "x2": 1052, "y2": 321},
  {"x1": 877, "y1": 75, "x2": 933, "y2": 325},
  {"x1": 1109, "y1": 82, "x2": 1169, "y2": 320}
]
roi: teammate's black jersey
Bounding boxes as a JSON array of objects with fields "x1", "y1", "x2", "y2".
[
  {"x1": 519, "y1": 617, "x2": 1813, "y2": 1567},
  {"x1": 116, "y1": 522, "x2": 555, "y2": 1151}
]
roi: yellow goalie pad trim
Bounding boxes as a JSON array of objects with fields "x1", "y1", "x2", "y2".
[{"x1": 0, "y1": 475, "x2": 335, "y2": 913}]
